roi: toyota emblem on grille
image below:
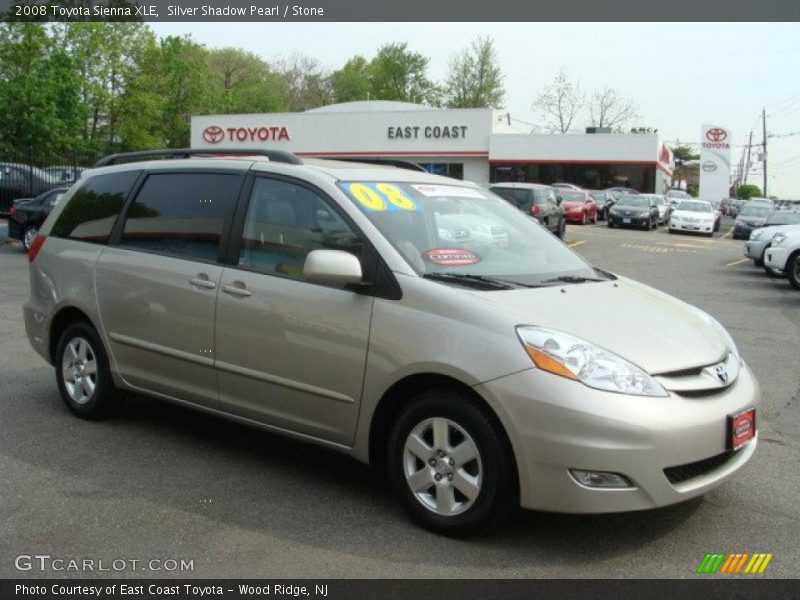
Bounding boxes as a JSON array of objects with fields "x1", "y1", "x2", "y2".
[{"x1": 714, "y1": 364, "x2": 729, "y2": 383}]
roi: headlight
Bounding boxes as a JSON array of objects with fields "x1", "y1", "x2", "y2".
[
  {"x1": 690, "y1": 308, "x2": 741, "y2": 364},
  {"x1": 750, "y1": 229, "x2": 763, "y2": 240},
  {"x1": 516, "y1": 326, "x2": 668, "y2": 397},
  {"x1": 772, "y1": 233, "x2": 786, "y2": 246},
  {"x1": 637, "y1": 211, "x2": 650, "y2": 217}
]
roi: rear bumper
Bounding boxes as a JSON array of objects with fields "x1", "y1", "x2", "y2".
[
  {"x1": 24, "y1": 295, "x2": 52, "y2": 364},
  {"x1": 476, "y1": 363, "x2": 759, "y2": 513}
]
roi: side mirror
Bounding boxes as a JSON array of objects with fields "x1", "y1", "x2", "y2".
[{"x1": 303, "y1": 249, "x2": 363, "y2": 287}]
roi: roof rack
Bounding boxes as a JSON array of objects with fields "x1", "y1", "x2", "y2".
[
  {"x1": 332, "y1": 157, "x2": 427, "y2": 173},
  {"x1": 93, "y1": 148, "x2": 303, "y2": 168}
]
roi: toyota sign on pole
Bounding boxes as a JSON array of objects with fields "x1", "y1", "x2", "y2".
[{"x1": 699, "y1": 124, "x2": 732, "y2": 202}]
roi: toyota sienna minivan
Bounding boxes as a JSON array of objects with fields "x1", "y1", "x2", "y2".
[{"x1": 24, "y1": 149, "x2": 759, "y2": 536}]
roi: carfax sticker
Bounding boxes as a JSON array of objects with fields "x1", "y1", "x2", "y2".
[{"x1": 424, "y1": 247, "x2": 481, "y2": 266}]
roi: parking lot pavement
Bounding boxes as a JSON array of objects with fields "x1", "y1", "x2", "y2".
[{"x1": 1, "y1": 226, "x2": 799, "y2": 579}]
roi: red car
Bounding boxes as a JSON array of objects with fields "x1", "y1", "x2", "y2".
[{"x1": 558, "y1": 190, "x2": 597, "y2": 224}]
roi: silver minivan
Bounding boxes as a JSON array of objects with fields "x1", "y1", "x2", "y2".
[{"x1": 25, "y1": 150, "x2": 759, "y2": 536}]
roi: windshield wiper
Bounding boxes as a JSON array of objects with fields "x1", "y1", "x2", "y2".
[
  {"x1": 539, "y1": 275, "x2": 607, "y2": 285},
  {"x1": 423, "y1": 273, "x2": 530, "y2": 290}
]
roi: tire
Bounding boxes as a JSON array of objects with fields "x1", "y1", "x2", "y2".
[
  {"x1": 387, "y1": 388, "x2": 517, "y2": 537},
  {"x1": 22, "y1": 225, "x2": 38, "y2": 252},
  {"x1": 788, "y1": 251, "x2": 800, "y2": 290},
  {"x1": 55, "y1": 320, "x2": 119, "y2": 420},
  {"x1": 755, "y1": 246, "x2": 768, "y2": 268},
  {"x1": 607, "y1": 220, "x2": 614, "y2": 228}
]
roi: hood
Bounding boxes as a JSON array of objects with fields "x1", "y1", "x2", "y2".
[
  {"x1": 755, "y1": 223, "x2": 800, "y2": 237},
  {"x1": 474, "y1": 278, "x2": 727, "y2": 374},
  {"x1": 673, "y1": 209, "x2": 713, "y2": 219},
  {"x1": 614, "y1": 204, "x2": 650, "y2": 213}
]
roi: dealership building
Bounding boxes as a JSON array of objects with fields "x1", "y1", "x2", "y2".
[{"x1": 191, "y1": 101, "x2": 674, "y2": 192}]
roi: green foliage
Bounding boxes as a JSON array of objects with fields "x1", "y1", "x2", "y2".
[
  {"x1": 331, "y1": 56, "x2": 371, "y2": 103},
  {"x1": 672, "y1": 144, "x2": 700, "y2": 163},
  {"x1": 686, "y1": 184, "x2": 699, "y2": 197},
  {"x1": 207, "y1": 47, "x2": 288, "y2": 114},
  {"x1": 444, "y1": 37, "x2": 504, "y2": 108},
  {"x1": 736, "y1": 184, "x2": 762, "y2": 199},
  {"x1": 369, "y1": 43, "x2": 440, "y2": 105}
]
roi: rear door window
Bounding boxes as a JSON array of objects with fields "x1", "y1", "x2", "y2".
[
  {"x1": 50, "y1": 171, "x2": 139, "y2": 243},
  {"x1": 120, "y1": 172, "x2": 242, "y2": 263},
  {"x1": 491, "y1": 187, "x2": 532, "y2": 211}
]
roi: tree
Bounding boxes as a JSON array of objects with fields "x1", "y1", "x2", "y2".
[
  {"x1": 671, "y1": 144, "x2": 700, "y2": 163},
  {"x1": 533, "y1": 69, "x2": 584, "y2": 134},
  {"x1": 369, "y1": 43, "x2": 439, "y2": 105},
  {"x1": 0, "y1": 23, "x2": 82, "y2": 156},
  {"x1": 331, "y1": 56, "x2": 371, "y2": 103},
  {"x1": 588, "y1": 86, "x2": 639, "y2": 130},
  {"x1": 273, "y1": 54, "x2": 332, "y2": 111},
  {"x1": 207, "y1": 47, "x2": 288, "y2": 114},
  {"x1": 736, "y1": 184, "x2": 763, "y2": 199},
  {"x1": 444, "y1": 37, "x2": 504, "y2": 108}
]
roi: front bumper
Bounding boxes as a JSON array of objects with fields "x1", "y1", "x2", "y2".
[
  {"x1": 733, "y1": 223, "x2": 756, "y2": 239},
  {"x1": 764, "y1": 245, "x2": 790, "y2": 272},
  {"x1": 669, "y1": 220, "x2": 714, "y2": 234},
  {"x1": 475, "y1": 363, "x2": 759, "y2": 513},
  {"x1": 608, "y1": 214, "x2": 650, "y2": 227},
  {"x1": 743, "y1": 239, "x2": 768, "y2": 260}
]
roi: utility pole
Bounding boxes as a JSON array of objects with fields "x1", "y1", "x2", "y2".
[
  {"x1": 744, "y1": 130, "x2": 753, "y2": 184},
  {"x1": 762, "y1": 108, "x2": 768, "y2": 197}
]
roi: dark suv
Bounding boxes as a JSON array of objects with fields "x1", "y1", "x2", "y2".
[{"x1": 488, "y1": 183, "x2": 565, "y2": 238}]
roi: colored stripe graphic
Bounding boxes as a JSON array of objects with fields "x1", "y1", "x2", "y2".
[{"x1": 696, "y1": 553, "x2": 773, "y2": 574}]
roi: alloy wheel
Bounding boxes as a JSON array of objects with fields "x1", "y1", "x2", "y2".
[{"x1": 61, "y1": 337, "x2": 98, "y2": 405}]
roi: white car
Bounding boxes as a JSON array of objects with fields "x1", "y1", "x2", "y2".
[
  {"x1": 669, "y1": 200, "x2": 717, "y2": 237},
  {"x1": 764, "y1": 229, "x2": 800, "y2": 289}
]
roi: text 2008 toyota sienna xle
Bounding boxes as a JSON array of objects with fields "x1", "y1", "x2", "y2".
[{"x1": 25, "y1": 149, "x2": 759, "y2": 536}]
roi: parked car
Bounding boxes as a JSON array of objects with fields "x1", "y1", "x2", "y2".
[
  {"x1": 764, "y1": 229, "x2": 800, "y2": 289},
  {"x1": 733, "y1": 202, "x2": 773, "y2": 240},
  {"x1": 8, "y1": 187, "x2": 69, "y2": 251},
  {"x1": 642, "y1": 194, "x2": 671, "y2": 225},
  {"x1": 607, "y1": 194, "x2": 659, "y2": 230},
  {"x1": 588, "y1": 191, "x2": 613, "y2": 221},
  {"x1": 25, "y1": 149, "x2": 759, "y2": 536},
  {"x1": 43, "y1": 165, "x2": 87, "y2": 186},
  {"x1": 551, "y1": 182, "x2": 583, "y2": 191},
  {"x1": 744, "y1": 210, "x2": 800, "y2": 269},
  {"x1": 488, "y1": 183, "x2": 565, "y2": 238},
  {"x1": 558, "y1": 189, "x2": 597, "y2": 224},
  {"x1": 0, "y1": 162, "x2": 58, "y2": 215},
  {"x1": 605, "y1": 186, "x2": 639, "y2": 196},
  {"x1": 669, "y1": 200, "x2": 717, "y2": 237},
  {"x1": 728, "y1": 199, "x2": 746, "y2": 218}
]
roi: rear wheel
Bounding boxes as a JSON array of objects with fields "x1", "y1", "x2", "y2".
[
  {"x1": 22, "y1": 225, "x2": 38, "y2": 252},
  {"x1": 388, "y1": 388, "x2": 517, "y2": 537},
  {"x1": 55, "y1": 321, "x2": 119, "y2": 419}
]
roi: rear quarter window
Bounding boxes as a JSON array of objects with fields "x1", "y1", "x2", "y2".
[{"x1": 50, "y1": 171, "x2": 140, "y2": 243}]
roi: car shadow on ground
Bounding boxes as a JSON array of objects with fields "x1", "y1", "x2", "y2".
[{"x1": 5, "y1": 371, "x2": 702, "y2": 571}]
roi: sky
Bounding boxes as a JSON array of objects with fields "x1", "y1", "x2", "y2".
[{"x1": 150, "y1": 22, "x2": 800, "y2": 197}]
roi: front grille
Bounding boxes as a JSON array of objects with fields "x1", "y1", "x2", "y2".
[{"x1": 664, "y1": 450, "x2": 738, "y2": 485}]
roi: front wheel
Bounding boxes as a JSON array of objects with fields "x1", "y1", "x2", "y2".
[
  {"x1": 581, "y1": 213, "x2": 587, "y2": 225},
  {"x1": 388, "y1": 389, "x2": 517, "y2": 537},
  {"x1": 55, "y1": 321, "x2": 120, "y2": 419},
  {"x1": 788, "y1": 251, "x2": 800, "y2": 290}
]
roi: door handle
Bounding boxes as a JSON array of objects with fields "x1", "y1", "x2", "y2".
[
  {"x1": 189, "y1": 277, "x2": 217, "y2": 290},
  {"x1": 222, "y1": 284, "x2": 251, "y2": 297}
]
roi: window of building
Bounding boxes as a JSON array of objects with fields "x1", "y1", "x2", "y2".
[
  {"x1": 238, "y1": 177, "x2": 363, "y2": 282},
  {"x1": 120, "y1": 173, "x2": 241, "y2": 262},
  {"x1": 419, "y1": 163, "x2": 464, "y2": 180},
  {"x1": 51, "y1": 171, "x2": 140, "y2": 243}
]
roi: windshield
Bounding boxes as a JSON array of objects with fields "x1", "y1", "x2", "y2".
[
  {"x1": 677, "y1": 201, "x2": 712, "y2": 213},
  {"x1": 766, "y1": 211, "x2": 800, "y2": 225},
  {"x1": 739, "y1": 205, "x2": 771, "y2": 218},
  {"x1": 559, "y1": 191, "x2": 586, "y2": 202},
  {"x1": 339, "y1": 181, "x2": 601, "y2": 287},
  {"x1": 617, "y1": 196, "x2": 649, "y2": 208}
]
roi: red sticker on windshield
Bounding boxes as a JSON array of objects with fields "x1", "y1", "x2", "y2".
[{"x1": 425, "y1": 248, "x2": 480, "y2": 266}]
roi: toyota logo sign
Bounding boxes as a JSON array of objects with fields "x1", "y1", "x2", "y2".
[
  {"x1": 203, "y1": 125, "x2": 225, "y2": 144},
  {"x1": 706, "y1": 128, "x2": 728, "y2": 142}
]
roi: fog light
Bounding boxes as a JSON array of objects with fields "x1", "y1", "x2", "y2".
[{"x1": 569, "y1": 469, "x2": 634, "y2": 488}]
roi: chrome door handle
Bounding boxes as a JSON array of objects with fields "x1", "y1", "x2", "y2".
[
  {"x1": 189, "y1": 277, "x2": 216, "y2": 289},
  {"x1": 222, "y1": 284, "x2": 251, "y2": 297}
]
